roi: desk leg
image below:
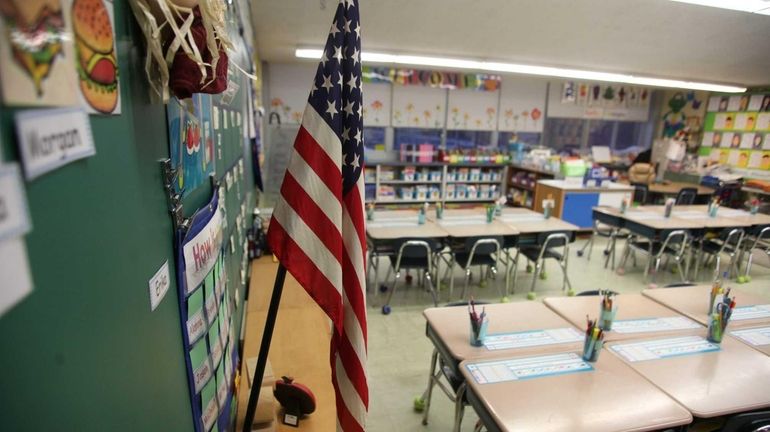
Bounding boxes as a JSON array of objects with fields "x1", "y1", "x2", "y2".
[
  {"x1": 421, "y1": 349, "x2": 439, "y2": 426},
  {"x1": 453, "y1": 382, "x2": 466, "y2": 432}
]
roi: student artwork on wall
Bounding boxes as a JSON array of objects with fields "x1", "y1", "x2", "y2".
[
  {"x1": 167, "y1": 95, "x2": 215, "y2": 197},
  {"x1": 0, "y1": 0, "x2": 78, "y2": 106},
  {"x1": 391, "y1": 85, "x2": 446, "y2": 129},
  {"x1": 362, "y1": 82, "x2": 390, "y2": 127},
  {"x1": 68, "y1": 0, "x2": 120, "y2": 114},
  {"x1": 658, "y1": 90, "x2": 705, "y2": 138},
  {"x1": 699, "y1": 92, "x2": 770, "y2": 173},
  {"x1": 447, "y1": 88, "x2": 499, "y2": 131},
  {"x1": 560, "y1": 81, "x2": 650, "y2": 110},
  {"x1": 498, "y1": 76, "x2": 547, "y2": 133},
  {"x1": 266, "y1": 62, "x2": 316, "y2": 124},
  {"x1": 362, "y1": 66, "x2": 500, "y2": 91}
]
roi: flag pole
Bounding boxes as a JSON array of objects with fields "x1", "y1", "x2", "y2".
[{"x1": 242, "y1": 264, "x2": 287, "y2": 432}]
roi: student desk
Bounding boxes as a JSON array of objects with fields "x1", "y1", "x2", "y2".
[
  {"x1": 646, "y1": 181, "x2": 714, "y2": 197},
  {"x1": 619, "y1": 208, "x2": 704, "y2": 239},
  {"x1": 608, "y1": 336, "x2": 770, "y2": 418},
  {"x1": 642, "y1": 205, "x2": 753, "y2": 230},
  {"x1": 730, "y1": 325, "x2": 770, "y2": 356},
  {"x1": 544, "y1": 294, "x2": 703, "y2": 341},
  {"x1": 498, "y1": 208, "x2": 579, "y2": 235},
  {"x1": 421, "y1": 302, "x2": 585, "y2": 430},
  {"x1": 533, "y1": 179, "x2": 634, "y2": 229},
  {"x1": 365, "y1": 210, "x2": 448, "y2": 290},
  {"x1": 642, "y1": 285, "x2": 770, "y2": 329},
  {"x1": 431, "y1": 209, "x2": 520, "y2": 238},
  {"x1": 460, "y1": 350, "x2": 692, "y2": 432}
]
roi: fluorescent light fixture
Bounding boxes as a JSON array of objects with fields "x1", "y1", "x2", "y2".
[
  {"x1": 667, "y1": 0, "x2": 770, "y2": 15},
  {"x1": 295, "y1": 48, "x2": 746, "y2": 93}
]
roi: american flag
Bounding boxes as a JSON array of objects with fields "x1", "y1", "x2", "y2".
[{"x1": 265, "y1": 0, "x2": 367, "y2": 430}]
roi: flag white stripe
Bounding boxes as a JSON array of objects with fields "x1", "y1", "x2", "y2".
[
  {"x1": 341, "y1": 203, "x2": 368, "y2": 368},
  {"x1": 287, "y1": 149, "x2": 342, "y2": 233},
  {"x1": 273, "y1": 201, "x2": 343, "y2": 295},
  {"x1": 335, "y1": 354, "x2": 367, "y2": 426},
  {"x1": 302, "y1": 104, "x2": 343, "y2": 168}
]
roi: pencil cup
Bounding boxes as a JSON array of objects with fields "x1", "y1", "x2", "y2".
[
  {"x1": 664, "y1": 198, "x2": 674, "y2": 218},
  {"x1": 418, "y1": 212, "x2": 426, "y2": 225},
  {"x1": 706, "y1": 313, "x2": 723, "y2": 344},
  {"x1": 366, "y1": 205, "x2": 374, "y2": 221},
  {"x1": 709, "y1": 204, "x2": 719, "y2": 218},
  {"x1": 582, "y1": 338, "x2": 603, "y2": 363},
  {"x1": 620, "y1": 198, "x2": 628, "y2": 214},
  {"x1": 750, "y1": 204, "x2": 759, "y2": 215},
  {"x1": 599, "y1": 307, "x2": 617, "y2": 331},
  {"x1": 485, "y1": 206, "x2": 495, "y2": 223},
  {"x1": 435, "y1": 204, "x2": 443, "y2": 219},
  {"x1": 469, "y1": 319, "x2": 489, "y2": 347}
]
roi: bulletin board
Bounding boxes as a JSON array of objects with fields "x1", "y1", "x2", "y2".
[
  {"x1": 699, "y1": 93, "x2": 770, "y2": 175},
  {"x1": 447, "y1": 88, "x2": 500, "y2": 131},
  {"x1": 391, "y1": 85, "x2": 447, "y2": 129}
]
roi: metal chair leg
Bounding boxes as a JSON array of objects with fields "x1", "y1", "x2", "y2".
[
  {"x1": 383, "y1": 268, "x2": 401, "y2": 309},
  {"x1": 421, "y1": 349, "x2": 439, "y2": 426},
  {"x1": 643, "y1": 241, "x2": 653, "y2": 281},
  {"x1": 530, "y1": 260, "x2": 540, "y2": 294},
  {"x1": 461, "y1": 269, "x2": 472, "y2": 300},
  {"x1": 425, "y1": 272, "x2": 438, "y2": 307}
]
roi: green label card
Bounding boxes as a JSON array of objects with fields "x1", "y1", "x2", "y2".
[
  {"x1": 200, "y1": 374, "x2": 219, "y2": 431},
  {"x1": 190, "y1": 338, "x2": 212, "y2": 394}
]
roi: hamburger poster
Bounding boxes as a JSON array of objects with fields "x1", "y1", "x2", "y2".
[
  {"x1": 0, "y1": 0, "x2": 78, "y2": 106},
  {"x1": 69, "y1": 0, "x2": 120, "y2": 114}
]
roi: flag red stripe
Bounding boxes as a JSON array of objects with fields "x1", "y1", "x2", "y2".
[
  {"x1": 295, "y1": 127, "x2": 343, "y2": 193},
  {"x1": 341, "y1": 250, "x2": 367, "y2": 344},
  {"x1": 331, "y1": 340, "x2": 366, "y2": 432},
  {"x1": 267, "y1": 220, "x2": 343, "y2": 327},
  {"x1": 343, "y1": 185, "x2": 367, "y2": 258},
  {"x1": 280, "y1": 172, "x2": 344, "y2": 262},
  {"x1": 336, "y1": 330, "x2": 369, "y2": 406}
]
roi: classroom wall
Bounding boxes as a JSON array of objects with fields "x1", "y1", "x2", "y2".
[{"x1": 0, "y1": 2, "x2": 253, "y2": 430}]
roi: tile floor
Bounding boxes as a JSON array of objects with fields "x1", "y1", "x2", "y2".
[{"x1": 364, "y1": 236, "x2": 770, "y2": 431}]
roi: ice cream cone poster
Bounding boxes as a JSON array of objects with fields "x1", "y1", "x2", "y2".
[
  {"x1": 0, "y1": 0, "x2": 77, "y2": 106},
  {"x1": 69, "y1": 0, "x2": 119, "y2": 114}
]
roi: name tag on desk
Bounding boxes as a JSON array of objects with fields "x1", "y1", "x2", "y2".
[
  {"x1": 612, "y1": 316, "x2": 701, "y2": 334},
  {"x1": 466, "y1": 352, "x2": 593, "y2": 384},
  {"x1": 610, "y1": 336, "x2": 719, "y2": 363}
]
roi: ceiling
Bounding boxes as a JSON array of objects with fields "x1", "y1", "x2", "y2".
[{"x1": 249, "y1": 0, "x2": 770, "y2": 87}]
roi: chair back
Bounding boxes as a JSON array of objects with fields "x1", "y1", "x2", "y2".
[
  {"x1": 464, "y1": 236, "x2": 503, "y2": 256},
  {"x1": 660, "y1": 230, "x2": 689, "y2": 258},
  {"x1": 713, "y1": 181, "x2": 742, "y2": 208},
  {"x1": 395, "y1": 238, "x2": 438, "y2": 259},
  {"x1": 536, "y1": 231, "x2": 573, "y2": 248},
  {"x1": 748, "y1": 226, "x2": 770, "y2": 251},
  {"x1": 675, "y1": 187, "x2": 698, "y2": 205},
  {"x1": 576, "y1": 290, "x2": 618, "y2": 296}
]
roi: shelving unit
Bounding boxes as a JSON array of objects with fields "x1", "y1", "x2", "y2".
[
  {"x1": 364, "y1": 161, "x2": 508, "y2": 206},
  {"x1": 506, "y1": 163, "x2": 562, "y2": 208}
]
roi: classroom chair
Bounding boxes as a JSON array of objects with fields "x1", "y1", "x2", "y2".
[
  {"x1": 380, "y1": 239, "x2": 440, "y2": 314},
  {"x1": 576, "y1": 290, "x2": 619, "y2": 296},
  {"x1": 577, "y1": 219, "x2": 627, "y2": 270},
  {"x1": 721, "y1": 410, "x2": 770, "y2": 432},
  {"x1": 445, "y1": 237, "x2": 502, "y2": 301},
  {"x1": 510, "y1": 232, "x2": 573, "y2": 297},
  {"x1": 662, "y1": 282, "x2": 696, "y2": 288},
  {"x1": 366, "y1": 239, "x2": 396, "y2": 293},
  {"x1": 619, "y1": 230, "x2": 689, "y2": 283},
  {"x1": 741, "y1": 226, "x2": 770, "y2": 281},
  {"x1": 693, "y1": 228, "x2": 744, "y2": 281},
  {"x1": 420, "y1": 300, "x2": 490, "y2": 432},
  {"x1": 675, "y1": 187, "x2": 698, "y2": 205}
]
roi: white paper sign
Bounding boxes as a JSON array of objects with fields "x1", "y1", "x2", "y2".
[
  {"x1": 731, "y1": 327, "x2": 770, "y2": 346},
  {"x1": 0, "y1": 237, "x2": 33, "y2": 317},
  {"x1": 0, "y1": 164, "x2": 31, "y2": 241},
  {"x1": 730, "y1": 305, "x2": 770, "y2": 321},
  {"x1": 611, "y1": 316, "x2": 701, "y2": 334},
  {"x1": 483, "y1": 328, "x2": 584, "y2": 351},
  {"x1": 183, "y1": 206, "x2": 223, "y2": 293},
  {"x1": 610, "y1": 336, "x2": 719, "y2": 362},
  {"x1": 15, "y1": 108, "x2": 96, "y2": 180},
  {"x1": 148, "y1": 260, "x2": 171, "y2": 311}
]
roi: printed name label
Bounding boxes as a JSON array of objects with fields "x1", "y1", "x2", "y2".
[
  {"x1": 731, "y1": 326, "x2": 770, "y2": 346},
  {"x1": 201, "y1": 395, "x2": 219, "y2": 430},
  {"x1": 484, "y1": 328, "x2": 584, "y2": 351},
  {"x1": 611, "y1": 316, "x2": 701, "y2": 334},
  {"x1": 15, "y1": 108, "x2": 95, "y2": 180},
  {"x1": 466, "y1": 352, "x2": 593, "y2": 384},
  {"x1": 610, "y1": 336, "x2": 719, "y2": 363},
  {"x1": 731, "y1": 305, "x2": 770, "y2": 321},
  {"x1": 187, "y1": 310, "x2": 206, "y2": 343},
  {"x1": 148, "y1": 261, "x2": 171, "y2": 311},
  {"x1": 0, "y1": 164, "x2": 31, "y2": 241},
  {"x1": 193, "y1": 358, "x2": 212, "y2": 394}
]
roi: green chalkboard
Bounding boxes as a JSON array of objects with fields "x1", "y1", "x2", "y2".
[{"x1": 0, "y1": 1, "x2": 254, "y2": 430}]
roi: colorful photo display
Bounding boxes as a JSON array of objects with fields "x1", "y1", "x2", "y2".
[
  {"x1": 0, "y1": 0, "x2": 119, "y2": 112},
  {"x1": 701, "y1": 92, "x2": 770, "y2": 172},
  {"x1": 561, "y1": 81, "x2": 650, "y2": 109},
  {"x1": 0, "y1": 0, "x2": 78, "y2": 106},
  {"x1": 178, "y1": 194, "x2": 239, "y2": 432},
  {"x1": 167, "y1": 94, "x2": 216, "y2": 197}
]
